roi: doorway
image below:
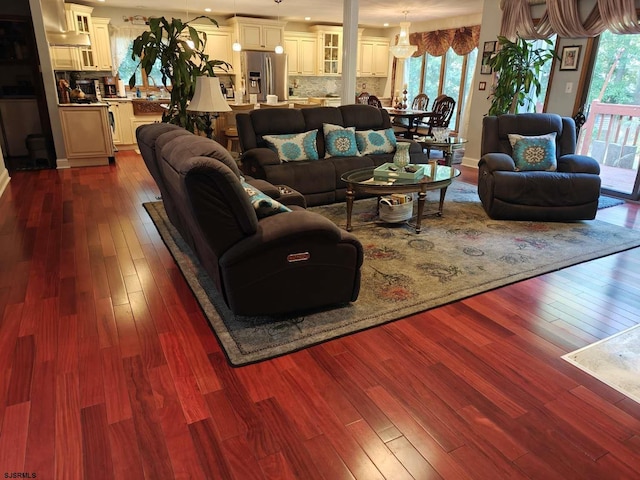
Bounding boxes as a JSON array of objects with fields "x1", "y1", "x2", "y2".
[{"x1": 578, "y1": 31, "x2": 640, "y2": 200}]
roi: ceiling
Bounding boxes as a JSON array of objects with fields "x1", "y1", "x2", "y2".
[{"x1": 85, "y1": 0, "x2": 484, "y2": 28}]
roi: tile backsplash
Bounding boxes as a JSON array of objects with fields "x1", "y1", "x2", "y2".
[{"x1": 289, "y1": 76, "x2": 386, "y2": 98}]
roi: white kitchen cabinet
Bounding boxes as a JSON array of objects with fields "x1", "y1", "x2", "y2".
[
  {"x1": 91, "y1": 17, "x2": 113, "y2": 72},
  {"x1": 228, "y1": 17, "x2": 285, "y2": 51},
  {"x1": 310, "y1": 26, "x2": 342, "y2": 76},
  {"x1": 65, "y1": 3, "x2": 97, "y2": 70},
  {"x1": 284, "y1": 33, "x2": 317, "y2": 76},
  {"x1": 50, "y1": 46, "x2": 82, "y2": 71},
  {"x1": 59, "y1": 104, "x2": 114, "y2": 167},
  {"x1": 108, "y1": 101, "x2": 134, "y2": 145},
  {"x1": 200, "y1": 26, "x2": 234, "y2": 73},
  {"x1": 359, "y1": 37, "x2": 390, "y2": 77}
]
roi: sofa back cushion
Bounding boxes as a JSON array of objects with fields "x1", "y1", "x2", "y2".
[
  {"x1": 302, "y1": 107, "x2": 345, "y2": 158},
  {"x1": 137, "y1": 123, "x2": 187, "y2": 193},
  {"x1": 482, "y1": 113, "x2": 577, "y2": 159},
  {"x1": 159, "y1": 136, "x2": 258, "y2": 256},
  {"x1": 339, "y1": 104, "x2": 392, "y2": 131},
  {"x1": 238, "y1": 108, "x2": 306, "y2": 151}
]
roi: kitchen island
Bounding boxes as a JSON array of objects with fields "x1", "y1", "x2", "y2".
[{"x1": 59, "y1": 103, "x2": 114, "y2": 167}]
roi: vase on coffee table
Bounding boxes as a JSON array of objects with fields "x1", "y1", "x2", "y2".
[{"x1": 393, "y1": 142, "x2": 411, "y2": 168}]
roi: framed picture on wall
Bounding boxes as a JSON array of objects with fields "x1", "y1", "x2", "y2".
[
  {"x1": 560, "y1": 45, "x2": 581, "y2": 71},
  {"x1": 481, "y1": 40, "x2": 497, "y2": 75}
]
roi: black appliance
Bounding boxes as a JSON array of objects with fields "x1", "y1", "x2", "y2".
[{"x1": 74, "y1": 79, "x2": 97, "y2": 101}]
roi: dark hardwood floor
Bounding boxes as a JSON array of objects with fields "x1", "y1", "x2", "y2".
[{"x1": 1, "y1": 152, "x2": 640, "y2": 479}]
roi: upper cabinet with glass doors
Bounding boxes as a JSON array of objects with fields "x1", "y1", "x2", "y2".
[{"x1": 310, "y1": 26, "x2": 342, "y2": 75}]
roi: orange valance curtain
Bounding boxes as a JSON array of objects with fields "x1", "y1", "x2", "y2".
[{"x1": 407, "y1": 25, "x2": 481, "y2": 58}]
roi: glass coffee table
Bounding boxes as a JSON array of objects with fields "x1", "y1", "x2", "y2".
[{"x1": 341, "y1": 163, "x2": 460, "y2": 233}]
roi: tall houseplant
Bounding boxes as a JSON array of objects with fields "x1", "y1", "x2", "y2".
[
  {"x1": 487, "y1": 35, "x2": 557, "y2": 116},
  {"x1": 129, "y1": 16, "x2": 229, "y2": 132}
]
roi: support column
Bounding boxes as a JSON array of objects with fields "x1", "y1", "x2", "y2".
[{"x1": 341, "y1": 0, "x2": 359, "y2": 105}]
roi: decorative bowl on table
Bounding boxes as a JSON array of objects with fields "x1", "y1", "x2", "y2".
[{"x1": 432, "y1": 127, "x2": 451, "y2": 142}]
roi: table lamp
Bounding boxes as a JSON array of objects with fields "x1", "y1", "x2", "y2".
[{"x1": 187, "y1": 76, "x2": 231, "y2": 139}]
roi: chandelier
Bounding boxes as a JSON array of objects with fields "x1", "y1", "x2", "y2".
[{"x1": 389, "y1": 11, "x2": 417, "y2": 59}]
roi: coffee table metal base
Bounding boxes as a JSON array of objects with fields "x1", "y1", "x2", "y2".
[{"x1": 345, "y1": 183, "x2": 450, "y2": 234}]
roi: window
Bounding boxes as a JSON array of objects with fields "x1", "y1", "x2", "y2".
[
  {"x1": 404, "y1": 48, "x2": 477, "y2": 132},
  {"x1": 117, "y1": 40, "x2": 169, "y2": 89},
  {"x1": 521, "y1": 36, "x2": 556, "y2": 113}
]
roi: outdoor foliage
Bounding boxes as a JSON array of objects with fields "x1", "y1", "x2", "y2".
[
  {"x1": 129, "y1": 16, "x2": 229, "y2": 132},
  {"x1": 487, "y1": 35, "x2": 557, "y2": 115},
  {"x1": 586, "y1": 30, "x2": 640, "y2": 105}
]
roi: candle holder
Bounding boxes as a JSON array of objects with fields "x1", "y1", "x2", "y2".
[{"x1": 402, "y1": 87, "x2": 408, "y2": 109}]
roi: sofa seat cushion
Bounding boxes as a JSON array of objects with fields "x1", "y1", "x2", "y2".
[
  {"x1": 263, "y1": 130, "x2": 320, "y2": 161},
  {"x1": 263, "y1": 159, "x2": 337, "y2": 196},
  {"x1": 492, "y1": 170, "x2": 601, "y2": 207},
  {"x1": 330, "y1": 155, "x2": 376, "y2": 189}
]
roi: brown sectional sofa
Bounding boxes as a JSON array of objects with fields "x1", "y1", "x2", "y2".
[
  {"x1": 237, "y1": 104, "x2": 428, "y2": 206},
  {"x1": 137, "y1": 123, "x2": 363, "y2": 316}
]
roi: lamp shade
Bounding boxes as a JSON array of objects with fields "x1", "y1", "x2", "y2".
[
  {"x1": 187, "y1": 76, "x2": 231, "y2": 114},
  {"x1": 390, "y1": 21, "x2": 417, "y2": 59}
]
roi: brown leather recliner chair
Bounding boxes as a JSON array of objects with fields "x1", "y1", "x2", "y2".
[{"x1": 478, "y1": 113, "x2": 601, "y2": 221}]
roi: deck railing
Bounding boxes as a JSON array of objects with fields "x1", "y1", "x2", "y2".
[{"x1": 578, "y1": 100, "x2": 640, "y2": 169}]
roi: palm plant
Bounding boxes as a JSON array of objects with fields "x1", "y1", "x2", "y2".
[
  {"x1": 487, "y1": 35, "x2": 557, "y2": 116},
  {"x1": 129, "y1": 16, "x2": 229, "y2": 132}
]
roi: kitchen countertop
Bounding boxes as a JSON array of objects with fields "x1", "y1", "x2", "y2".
[{"x1": 59, "y1": 102, "x2": 109, "y2": 107}]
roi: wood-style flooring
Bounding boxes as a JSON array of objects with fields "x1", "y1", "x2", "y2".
[{"x1": 1, "y1": 152, "x2": 640, "y2": 479}]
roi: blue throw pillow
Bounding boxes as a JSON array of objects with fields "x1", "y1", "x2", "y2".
[
  {"x1": 355, "y1": 128, "x2": 397, "y2": 155},
  {"x1": 508, "y1": 133, "x2": 557, "y2": 171},
  {"x1": 263, "y1": 130, "x2": 319, "y2": 162},
  {"x1": 323, "y1": 123, "x2": 361, "y2": 158},
  {"x1": 241, "y1": 180, "x2": 292, "y2": 218}
]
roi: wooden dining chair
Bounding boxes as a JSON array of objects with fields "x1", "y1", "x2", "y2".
[
  {"x1": 416, "y1": 94, "x2": 456, "y2": 158},
  {"x1": 224, "y1": 103, "x2": 255, "y2": 154},
  {"x1": 355, "y1": 92, "x2": 370, "y2": 104},
  {"x1": 367, "y1": 95, "x2": 383, "y2": 108},
  {"x1": 412, "y1": 93, "x2": 430, "y2": 111}
]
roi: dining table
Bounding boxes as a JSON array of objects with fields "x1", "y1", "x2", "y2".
[{"x1": 383, "y1": 107, "x2": 441, "y2": 139}]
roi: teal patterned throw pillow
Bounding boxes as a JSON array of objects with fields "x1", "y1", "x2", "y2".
[
  {"x1": 241, "y1": 180, "x2": 292, "y2": 218},
  {"x1": 355, "y1": 128, "x2": 397, "y2": 155},
  {"x1": 323, "y1": 123, "x2": 361, "y2": 157},
  {"x1": 508, "y1": 132, "x2": 558, "y2": 171},
  {"x1": 263, "y1": 130, "x2": 319, "y2": 162}
]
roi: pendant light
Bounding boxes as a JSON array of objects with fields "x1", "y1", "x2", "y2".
[
  {"x1": 232, "y1": 0, "x2": 242, "y2": 51},
  {"x1": 390, "y1": 11, "x2": 417, "y2": 59},
  {"x1": 274, "y1": 0, "x2": 284, "y2": 54}
]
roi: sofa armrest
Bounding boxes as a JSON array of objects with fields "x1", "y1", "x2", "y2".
[
  {"x1": 220, "y1": 210, "x2": 362, "y2": 267},
  {"x1": 240, "y1": 147, "x2": 280, "y2": 179},
  {"x1": 479, "y1": 153, "x2": 517, "y2": 172},
  {"x1": 558, "y1": 154, "x2": 601, "y2": 174}
]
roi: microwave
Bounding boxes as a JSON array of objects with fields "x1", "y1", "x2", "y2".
[{"x1": 75, "y1": 79, "x2": 97, "y2": 100}]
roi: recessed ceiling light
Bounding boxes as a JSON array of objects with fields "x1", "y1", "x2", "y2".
[
  {"x1": 383, "y1": 23, "x2": 389, "y2": 27},
  {"x1": 204, "y1": 7, "x2": 211, "y2": 12},
  {"x1": 304, "y1": 17, "x2": 311, "y2": 21}
]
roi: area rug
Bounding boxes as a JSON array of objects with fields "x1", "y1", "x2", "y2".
[
  {"x1": 563, "y1": 324, "x2": 640, "y2": 404},
  {"x1": 598, "y1": 195, "x2": 625, "y2": 209},
  {"x1": 143, "y1": 182, "x2": 640, "y2": 366}
]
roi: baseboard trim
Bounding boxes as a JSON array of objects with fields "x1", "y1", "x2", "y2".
[{"x1": 56, "y1": 158, "x2": 71, "y2": 169}]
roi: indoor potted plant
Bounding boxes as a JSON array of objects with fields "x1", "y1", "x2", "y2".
[
  {"x1": 487, "y1": 35, "x2": 557, "y2": 116},
  {"x1": 129, "y1": 16, "x2": 230, "y2": 132}
]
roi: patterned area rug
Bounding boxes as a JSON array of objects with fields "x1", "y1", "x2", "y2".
[
  {"x1": 143, "y1": 182, "x2": 640, "y2": 366},
  {"x1": 563, "y1": 324, "x2": 640, "y2": 404}
]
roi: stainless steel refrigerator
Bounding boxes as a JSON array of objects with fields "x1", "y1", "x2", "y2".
[{"x1": 241, "y1": 51, "x2": 288, "y2": 103}]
